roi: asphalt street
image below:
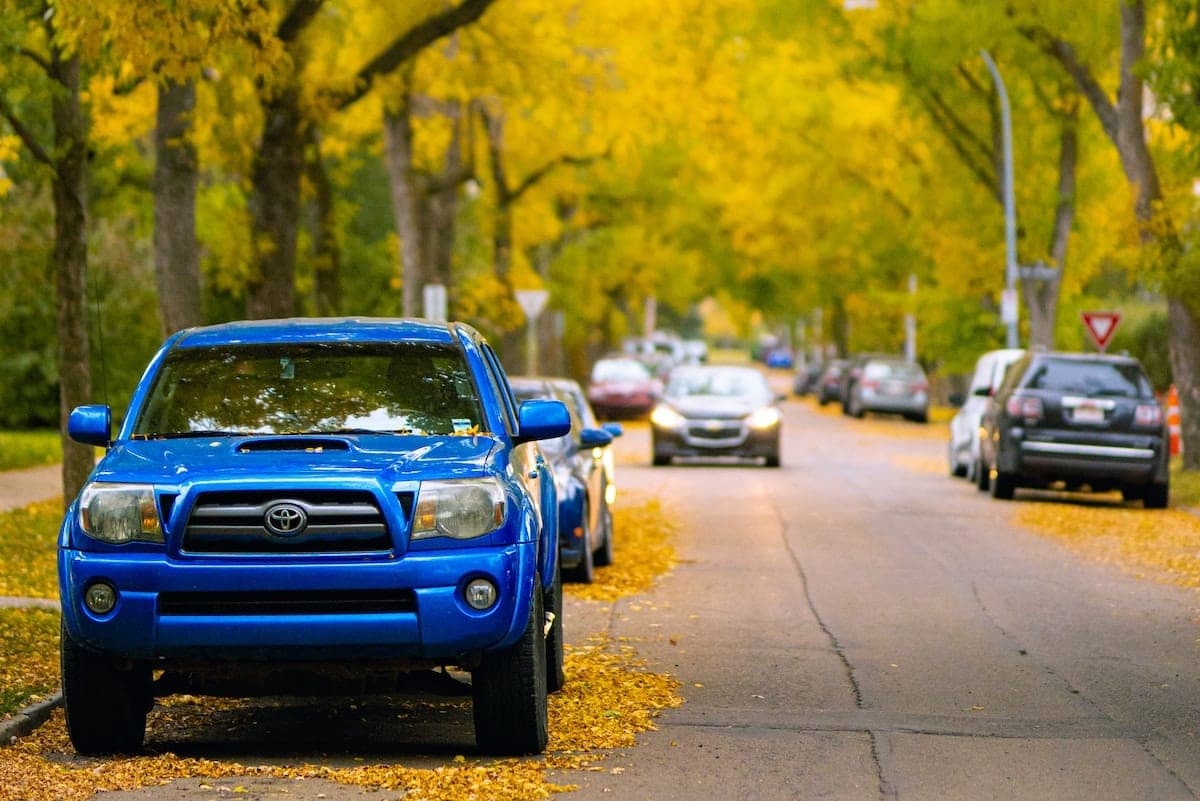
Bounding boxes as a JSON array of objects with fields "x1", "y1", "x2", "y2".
[{"x1": 41, "y1": 394, "x2": 1200, "y2": 800}]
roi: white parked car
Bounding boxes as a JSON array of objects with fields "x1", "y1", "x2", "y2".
[{"x1": 948, "y1": 348, "x2": 1025, "y2": 480}]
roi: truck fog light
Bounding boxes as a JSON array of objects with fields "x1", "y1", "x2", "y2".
[
  {"x1": 84, "y1": 582, "x2": 117, "y2": 615},
  {"x1": 464, "y1": 578, "x2": 498, "y2": 611}
]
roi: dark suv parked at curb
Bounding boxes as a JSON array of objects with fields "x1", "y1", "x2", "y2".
[
  {"x1": 977, "y1": 351, "x2": 1169, "y2": 507},
  {"x1": 58, "y1": 318, "x2": 571, "y2": 756}
]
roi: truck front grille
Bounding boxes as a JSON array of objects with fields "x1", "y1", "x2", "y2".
[{"x1": 181, "y1": 490, "x2": 396, "y2": 554}]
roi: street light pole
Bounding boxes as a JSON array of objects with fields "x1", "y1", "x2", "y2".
[{"x1": 980, "y1": 50, "x2": 1019, "y2": 349}]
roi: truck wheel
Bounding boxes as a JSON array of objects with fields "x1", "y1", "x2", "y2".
[
  {"x1": 61, "y1": 622, "x2": 151, "y2": 755},
  {"x1": 544, "y1": 562, "x2": 565, "y2": 693},
  {"x1": 594, "y1": 505, "x2": 614, "y2": 568},
  {"x1": 472, "y1": 578, "x2": 548, "y2": 755}
]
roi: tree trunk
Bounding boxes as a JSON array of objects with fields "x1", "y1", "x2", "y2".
[
  {"x1": 383, "y1": 94, "x2": 426, "y2": 318},
  {"x1": 308, "y1": 133, "x2": 341, "y2": 316},
  {"x1": 153, "y1": 78, "x2": 202, "y2": 337},
  {"x1": 247, "y1": 86, "x2": 305, "y2": 319},
  {"x1": 1022, "y1": 107, "x2": 1076, "y2": 349},
  {"x1": 425, "y1": 98, "x2": 465, "y2": 295},
  {"x1": 51, "y1": 52, "x2": 93, "y2": 507}
]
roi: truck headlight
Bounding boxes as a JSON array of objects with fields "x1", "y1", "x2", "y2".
[
  {"x1": 79, "y1": 483, "x2": 164, "y2": 544},
  {"x1": 412, "y1": 478, "x2": 506, "y2": 540}
]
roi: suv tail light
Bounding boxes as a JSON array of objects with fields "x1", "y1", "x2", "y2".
[
  {"x1": 1135, "y1": 404, "x2": 1163, "y2": 427},
  {"x1": 1006, "y1": 394, "x2": 1043, "y2": 422},
  {"x1": 862, "y1": 379, "x2": 880, "y2": 391},
  {"x1": 912, "y1": 381, "x2": 928, "y2": 393}
]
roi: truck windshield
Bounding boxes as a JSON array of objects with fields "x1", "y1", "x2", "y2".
[{"x1": 132, "y1": 341, "x2": 486, "y2": 437}]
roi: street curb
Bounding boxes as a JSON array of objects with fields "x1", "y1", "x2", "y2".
[{"x1": 1, "y1": 692, "x2": 62, "y2": 745}]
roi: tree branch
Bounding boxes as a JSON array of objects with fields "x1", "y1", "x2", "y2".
[
  {"x1": 277, "y1": 0, "x2": 324, "y2": 43},
  {"x1": 1020, "y1": 24, "x2": 1119, "y2": 146},
  {"x1": 916, "y1": 92, "x2": 1000, "y2": 203},
  {"x1": 0, "y1": 94, "x2": 54, "y2": 167},
  {"x1": 17, "y1": 47, "x2": 51, "y2": 75},
  {"x1": 508, "y1": 150, "x2": 609, "y2": 205},
  {"x1": 336, "y1": 0, "x2": 498, "y2": 111}
]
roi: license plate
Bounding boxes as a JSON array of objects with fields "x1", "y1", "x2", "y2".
[
  {"x1": 1073, "y1": 404, "x2": 1104, "y2": 423},
  {"x1": 883, "y1": 380, "x2": 905, "y2": 396}
]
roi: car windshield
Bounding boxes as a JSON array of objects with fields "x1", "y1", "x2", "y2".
[
  {"x1": 132, "y1": 341, "x2": 486, "y2": 437},
  {"x1": 1024, "y1": 358, "x2": 1154, "y2": 399},
  {"x1": 592, "y1": 359, "x2": 651, "y2": 383},
  {"x1": 666, "y1": 368, "x2": 770, "y2": 400}
]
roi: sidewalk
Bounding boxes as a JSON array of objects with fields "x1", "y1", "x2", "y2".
[{"x1": 0, "y1": 463, "x2": 62, "y2": 512}]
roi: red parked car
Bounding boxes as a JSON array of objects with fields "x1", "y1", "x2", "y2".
[{"x1": 587, "y1": 357, "x2": 661, "y2": 419}]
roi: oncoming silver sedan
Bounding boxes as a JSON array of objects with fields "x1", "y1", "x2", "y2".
[{"x1": 649, "y1": 365, "x2": 782, "y2": 467}]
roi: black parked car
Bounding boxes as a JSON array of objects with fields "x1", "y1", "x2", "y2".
[{"x1": 978, "y1": 351, "x2": 1169, "y2": 507}]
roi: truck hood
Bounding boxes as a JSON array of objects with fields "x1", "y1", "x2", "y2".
[{"x1": 90, "y1": 434, "x2": 500, "y2": 486}]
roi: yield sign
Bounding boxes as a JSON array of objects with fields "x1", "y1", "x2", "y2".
[{"x1": 1081, "y1": 311, "x2": 1121, "y2": 352}]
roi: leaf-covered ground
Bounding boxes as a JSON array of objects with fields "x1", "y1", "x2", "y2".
[
  {"x1": 0, "y1": 498, "x2": 60, "y2": 599},
  {"x1": 1016, "y1": 498, "x2": 1200, "y2": 591},
  {"x1": 566, "y1": 496, "x2": 677, "y2": 602},
  {"x1": 0, "y1": 607, "x2": 59, "y2": 714},
  {"x1": 0, "y1": 496, "x2": 682, "y2": 799}
]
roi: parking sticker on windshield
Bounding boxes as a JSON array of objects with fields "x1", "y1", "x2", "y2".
[{"x1": 452, "y1": 418, "x2": 474, "y2": 433}]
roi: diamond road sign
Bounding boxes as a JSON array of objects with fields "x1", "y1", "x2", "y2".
[{"x1": 1081, "y1": 311, "x2": 1121, "y2": 352}]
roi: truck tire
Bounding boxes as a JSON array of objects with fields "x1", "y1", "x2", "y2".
[
  {"x1": 472, "y1": 578, "x2": 549, "y2": 755},
  {"x1": 1143, "y1": 481, "x2": 1169, "y2": 509},
  {"x1": 61, "y1": 622, "x2": 151, "y2": 755},
  {"x1": 545, "y1": 562, "x2": 565, "y2": 693}
]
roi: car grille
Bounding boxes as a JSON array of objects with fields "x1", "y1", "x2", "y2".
[
  {"x1": 158, "y1": 590, "x2": 416, "y2": 616},
  {"x1": 181, "y1": 489, "x2": 402, "y2": 554},
  {"x1": 689, "y1": 424, "x2": 744, "y2": 440}
]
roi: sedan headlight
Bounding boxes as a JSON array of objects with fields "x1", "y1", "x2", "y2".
[
  {"x1": 747, "y1": 407, "x2": 782, "y2": 430},
  {"x1": 412, "y1": 478, "x2": 506, "y2": 540},
  {"x1": 650, "y1": 405, "x2": 686, "y2": 429},
  {"x1": 78, "y1": 483, "x2": 164, "y2": 544}
]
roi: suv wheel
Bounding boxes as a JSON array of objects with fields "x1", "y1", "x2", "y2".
[
  {"x1": 61, "y1": 622, "x2": 151, "y2": 755},
  {"x1": 472, "y1": 577, "x2": 549, "y2": 755},
  {"x1": 1143, "y1": 481, "x2": 1169, "y2": 509},
  {"x1": 991, "y1": 470, "x2": 1016, "y2": 500}
]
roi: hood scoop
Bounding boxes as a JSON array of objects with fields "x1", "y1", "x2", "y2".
[{"x1": 236, "y1": 437, "x2": 351, "y2": 454}]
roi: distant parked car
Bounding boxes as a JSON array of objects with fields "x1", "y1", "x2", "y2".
[
  {"x1": 816, "y1": 359, "x2": 850, "y2": 405},
  {"x1": 650, "y1": 365, "x2": 782, "y2": 467},
  {"x1": 765, "y1": 348, "x2": 794, "y2": 369},
  {"x1": 840, "y1": 353, "x2": 895, "y2": 415},
  {"x1": 587, "y1": 357, "x2": 660, "y2": 419},
  {"x1": 511, "y1": 377, "x2": 620, "y2": 583},
  {"x1": 948, "y1": 348, "x2": 1024, "y2": 480},
  {"x1": 978, "y1": 351, "x2": 1169, "y2": 506},
  {"x1": 793, "y1": 361, "x2": 825, "y2": 396},
  {"x1": 844, "y1": 357, "x2": 929, "y2": 422}
]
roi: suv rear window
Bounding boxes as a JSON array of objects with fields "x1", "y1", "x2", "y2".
[{"x1": 1022, "y1": 358, "x2": 1153, "y2": 399}]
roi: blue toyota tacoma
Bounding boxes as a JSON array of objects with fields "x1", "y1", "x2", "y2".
[{"x1": 57, "y1": 318, "x2": 570, "y2": 755}]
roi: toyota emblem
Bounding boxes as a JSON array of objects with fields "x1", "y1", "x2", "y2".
[{"x1": 264, "y1": 502, "x2": 307, "y2": 537}]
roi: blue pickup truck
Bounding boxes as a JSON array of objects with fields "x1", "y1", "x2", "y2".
[{"x1": 57, "y1": 318, "x2": 570, "y2": 755}]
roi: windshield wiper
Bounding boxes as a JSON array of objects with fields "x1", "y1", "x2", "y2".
[
  {"x1": 155, "y1": 430, "x2": 249, "y2": 439},
  {"x1": 305, "y1": 428, "x2": 422, "y2": 436}
]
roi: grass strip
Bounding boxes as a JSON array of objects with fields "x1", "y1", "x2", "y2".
[
  {"x1": 0, "y1": 607, "x2": 59, "y2": 718},
  {"x1": 0, "y1": 500, "x2": 61, "y2": 600},
  {"x1": 0, "y1": 432, "x2": 59, "y2": 473}
]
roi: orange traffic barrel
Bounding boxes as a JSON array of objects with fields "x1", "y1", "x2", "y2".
[{"x1": 1168, "y1": 384, "x2": 1182, "y2": 457}]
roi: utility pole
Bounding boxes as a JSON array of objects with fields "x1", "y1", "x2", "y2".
[{"x1": 981, "y1": 50, "x2": 1019, "y2": 349}]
